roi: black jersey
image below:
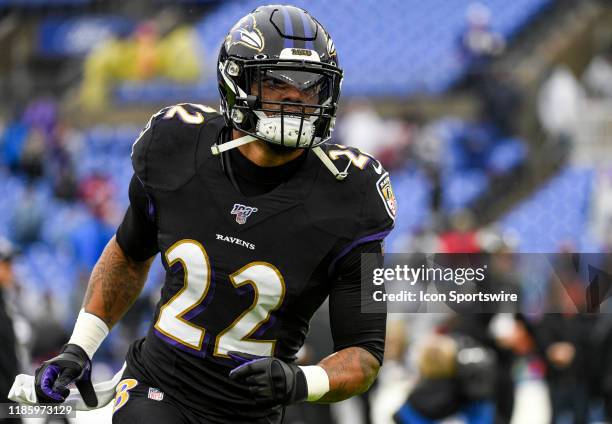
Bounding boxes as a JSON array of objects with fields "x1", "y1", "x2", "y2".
[{"x1": 116, "y1": 103, "x2": 395, "y2": 422}]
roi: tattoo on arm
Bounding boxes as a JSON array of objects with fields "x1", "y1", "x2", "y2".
[
  {"x1": 315, "y1": 347, "x2": 381, "y2": 403},
  {"x1": 83, "y1": 236, "x2": 154, "y2": 328}
]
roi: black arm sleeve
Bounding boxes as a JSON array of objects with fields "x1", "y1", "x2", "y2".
[
  {"x1": 329, "y1": 240, "x2": 386, "y2": 365},
  {"x1": 115, "y1": 175, "x2": 159, "y2": 261}
]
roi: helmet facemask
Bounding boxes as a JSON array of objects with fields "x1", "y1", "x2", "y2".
[{"x1": 219, "y1": 58, "x2": 342, "y2": 149}]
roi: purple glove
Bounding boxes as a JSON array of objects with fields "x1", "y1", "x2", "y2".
[{"x1": 34, "y1": 344, "x2": 97, "y2": 407}]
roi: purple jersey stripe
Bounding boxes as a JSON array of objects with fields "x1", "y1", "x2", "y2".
[{"x1": 154, "y1": 328, "x2": 208, "y2": 358}]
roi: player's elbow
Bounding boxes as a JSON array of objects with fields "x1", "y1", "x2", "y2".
[{"x1": 355, "y1": 348, "x2": 381, "y2": 395}]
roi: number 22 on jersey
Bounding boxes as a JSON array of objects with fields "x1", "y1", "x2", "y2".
[{"x1": 154, "y1": 240, "x2": 285, "y2": 357}]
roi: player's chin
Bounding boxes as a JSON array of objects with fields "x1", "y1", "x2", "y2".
[{"x1": 265, "y1": 142, "x2": 305, "y2": 156}]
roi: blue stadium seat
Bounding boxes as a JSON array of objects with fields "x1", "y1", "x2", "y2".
[
  {"x1": 443, "y1": 169, "x2": 489, "y2": 212},
  {"x1": 384, "y1": 168, "x2": 432, "y2": 252},
  {"x1": 115, "y1": 0, "x2": 552, "y2": 102},
  {"x1": 488, "y1": 137, "x2": 527, "y2": 175},
  {"x1": 500, "y1": 168, "x2": 594, "y2": 252}
]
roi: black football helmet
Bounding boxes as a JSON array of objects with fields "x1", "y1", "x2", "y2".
[{"x1": 216, "y1": 5, "x2": 343, "y2": 153}]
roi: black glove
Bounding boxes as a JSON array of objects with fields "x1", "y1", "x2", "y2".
[
  {"x1": 34, "y1": 344, "x2": 98, "y2": 407},
  {"x1": 228, "y1": 351, "x2": 308, "y2": 407}
]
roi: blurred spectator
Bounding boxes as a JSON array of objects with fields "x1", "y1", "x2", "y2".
[
  {"x1": 535, "y1": 313, "x2": 596, "y2": 424},
  {"x1": 18, "y1": 129, "x2": 45, "y2": 181},
  {"x1": 0, "y1": 239, "x2": 24, "y2": 423},
  {"x1": 79, "y1": 173, "x2": 118, "y2": 222},
  {"x1": 19, "y1": 98, "x2": 60, "y2": 181},
  {"x1": 413, "y1": 121, "x2": 444, "y2": 213},
  {"x1": 588, "y1": 168, "x2": 612, "y2": 249},
  {"x1": 590, "y1": 316, "x2": 612, "y2": 422},
  {"x1": 371, "y1": 320, "x2": 413, "y2": 424},
  {"x1": 72, "y1": 174, "x2": 120, "y2": 270},
  {"x1": 413, "y1": 121, "x2": 445, "y2": 172},
  {"x1": 455, "y1": 123, "x2": 495, "y2": 171},
  {"x1": 29, "y1": 291, "x2": 69, "y2": 366},
  {"x1": 45, "y1": 124, "x2": 77, "y2": 201},
  {"x1": 10, "y1": 185, "x2": 44, "y2": 247},
  {"x1": 537, "y1": 65, "x2": 585, "y2": 146},
  {"x1": 582, "y1": 43, "x2": 612, "y2": 99},
  {"x1": 484, "y1": 248, "x2": 521, "y2": 314},
  {"x1": 50, "y1": 123, "x2": 83, "y2": 201},
  {"x1": 52, "y1": 167, "x2": 79, "y2": 202},
  {"x1": 452, "y1": 315, "x2": 516, "y2": 424},
  {"x1": 393, "y1": 333, "x2": 496, "y2": 424},
  {"x1": 0, "y1": 115, "x2": 29, "y2": 173},
  {"x1": 337, "y1": 99, "x2": 389, "y2": 156},
  {"x1": 439, "y1": 210, "x2": 481, "y2": 253},
  {"x1": 476, "y1": 70, "x2": 522, "y2": 137},
  {"x1": 459, "y1": 2, "x2": 506, "y2": 87},
  {"x1": 337, "y1": 100, "x2": 415, "y2": 171},
  {"x1": 406, "y1": 227, "x2": 440, "y2": 254},
  {"x1": 393, "y1": 334, "x2": 460, "y2": 423},
  {"x1": 22, "y1": 98, "x2": 57, "y2": 139},
  {"x1": 535, "y1": 257, "x2": 598, "y2": 424}
]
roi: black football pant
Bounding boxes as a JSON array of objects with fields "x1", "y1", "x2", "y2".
[{"x1": 111, "y1": 374, "x2": 284, "y2": 424}]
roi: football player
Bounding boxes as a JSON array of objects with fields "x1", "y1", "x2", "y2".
[{"x1": 32, "y1": 5, "x2": 396, "y2": 423}]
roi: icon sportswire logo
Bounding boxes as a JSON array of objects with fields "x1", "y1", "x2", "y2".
[{"x1": 231, "y1": 203, "x2": 258, "y2": 224}]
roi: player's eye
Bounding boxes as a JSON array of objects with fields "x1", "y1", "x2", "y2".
[
  {"x1": 303, "y1": 81, "x2": 325, "y2": 98},
  {"x1": 262, "y1": 78, "x2": 289, "y2": 91}
]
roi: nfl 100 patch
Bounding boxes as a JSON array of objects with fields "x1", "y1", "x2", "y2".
[{"x1": 231, "y1": 203, "x2": 258, "y2": 224}]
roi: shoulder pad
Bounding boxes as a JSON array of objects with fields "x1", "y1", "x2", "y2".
[
  {"x1": 307, "y1": 144, "x2": 396, "y2": 240},
  {"x1": 131, "y1": 104, "x2": 224, "y2": 191}
]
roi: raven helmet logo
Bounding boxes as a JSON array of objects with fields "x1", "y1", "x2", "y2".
[
  {"x1": 377, "y1": 174, "x2": 397, "y2": 220},
  {"x1": 326, "y1": 35, "x2": 336, "y2": 59},
  {"x1": 225, "y1": 14, "x2": 265, "y2": 52},
  {"x1": 231, "y1": 203, "x2": 259, "y2": 224}
]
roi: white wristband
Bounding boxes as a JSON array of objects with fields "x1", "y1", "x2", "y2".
[
  {"x1": 67, "y1": 309, "x2": 109, "y2": 360},
  {"x1": 299, "y1": 365, "x2": 330, "y2": 401}
]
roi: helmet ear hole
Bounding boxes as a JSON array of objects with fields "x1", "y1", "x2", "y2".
[
  {"x1": 231, "y1": 109, "x2": 245, "y2": 124},
  {"x1": 227, "y1": 61, "x2": 241, "y2": 77}
]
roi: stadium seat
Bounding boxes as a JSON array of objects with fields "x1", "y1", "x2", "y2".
[
  {"x1": 500, "y1": 167, "x2": 594, "y2": 252},
  {"x1": 114, "y1": 0, "x2": 553, "y2": 102}
]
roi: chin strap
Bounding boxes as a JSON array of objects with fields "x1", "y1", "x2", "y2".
[
  {"x1": 211, "y1": 134, "x2": 258, "y2": 155},
  {"x1": 211, "y1": 134, "x2": 347, "y2": 181},
  {"x1": 313, "y1": 146, "x2": 347, "y2": 180}
]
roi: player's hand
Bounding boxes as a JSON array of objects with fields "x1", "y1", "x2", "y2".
[
  {"x1": 34, "y1": 344, "x2": 98, "y2": 407},
  {"x1": 228, "y1": 351, "x2": 308, "y2": 406}
]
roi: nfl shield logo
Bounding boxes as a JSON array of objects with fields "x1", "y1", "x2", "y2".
[
  {"x1": 148, "y1": 387, "x2": 164, "y2": 401},
  {"x1": 231, "y1": 203, "x2": 258, "y2": 224}
]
